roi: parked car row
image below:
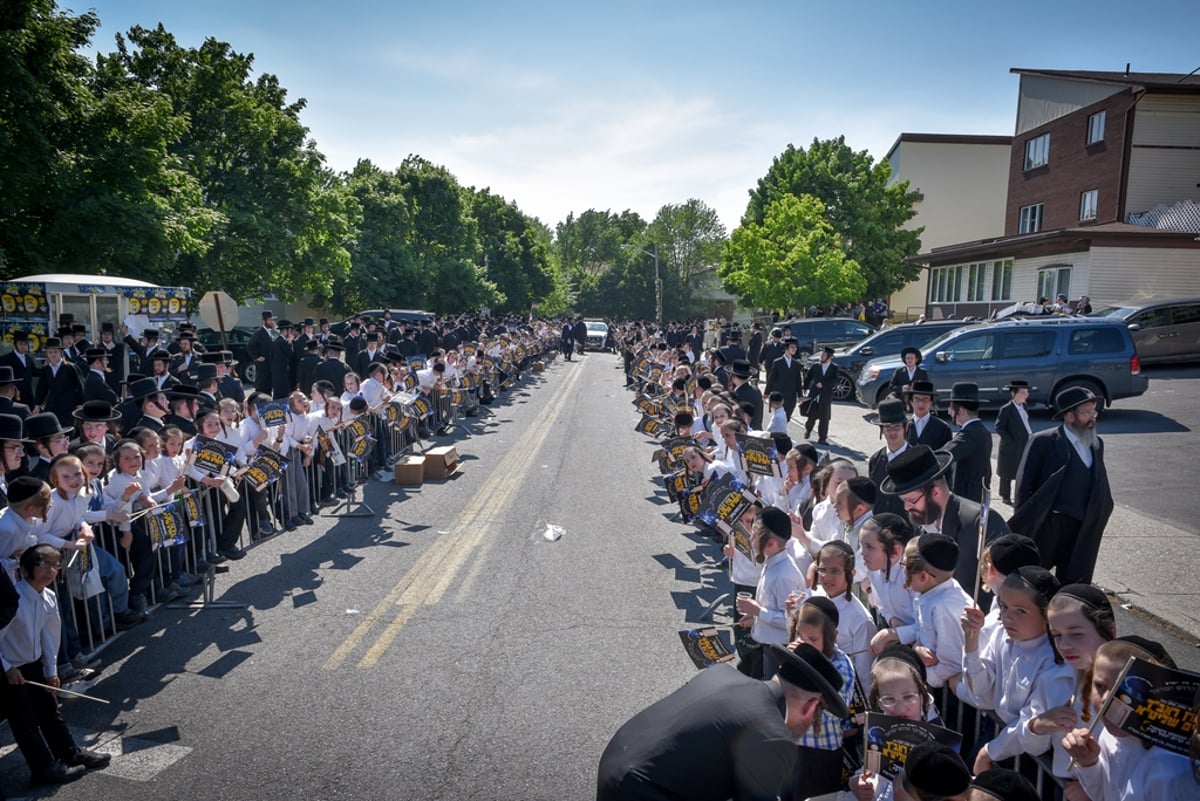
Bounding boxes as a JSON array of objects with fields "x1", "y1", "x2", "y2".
[{"x1": 806, "y1": 320, "x2": 966, "y2": 401}]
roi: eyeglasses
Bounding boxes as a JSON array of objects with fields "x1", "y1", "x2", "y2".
[
  {"x1": 35, "y1": 561, "x2": 62, "y2": 571},
  {"x1": 816, "y1": 567, "x2": 845, "y2": 577},
  {"x1": 878, "y1": 693, "x2": 922, "y2": 709},
  {"x1": 900, "y1": 490, "x2": 927, "y2": 509}
]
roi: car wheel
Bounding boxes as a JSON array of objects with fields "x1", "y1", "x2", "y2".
[
  {"x1": 832, "y1": 374, "x2": 854, "y2": 402},
  {"x1": 1051, "y1": 378, "x2": 1104, "y2": 413},
  {"x1": 242, "y1": 363, "x2": 257, "y2": 385}
]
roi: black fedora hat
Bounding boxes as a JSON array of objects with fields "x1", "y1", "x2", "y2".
[
  {"x1": 900, "y1": 346, "x2": 922, "y2": 364},
  {"x1": 126, "y1": 377, "x2": 162, "y2": 402},
  {"x1": 167, "y1": 384, "x2": 201, "y2": 401},
  {"x1": 770, "y1": 643, "x2": 849, "y2": 718},
  {"x1": 43, "y1": 337, "x2": 62, "y2": 350},
  {"x1": 0, "y1": 413, "x2": 31, "y2": 443},
  {"x1": 148, "y1": 347, "x2": 171, "y2": 361},
  {"x1": 880, "y1": 445, "x2": 953, "y2": 495},
  {"x1": 1004, "y1": 379, "x2": 1031, "y2": 391},
  {"x1": 73, "y1": 400, "x2": 121, "y2": 422},
  {"x1": 195, "y1": 363, "x2": 218, "y2": 381},
  {"x1": 84, "y1": 347, "x2": 108, "y2": 361},
  {"x1": 904, "y1": 379, "x2": 936, "y2": 398},
  {"x1": 25, "y1": 412, "x2": 73, "y2": 441},
  {"x1": 11, "y1": 330, "x2": 29, "y2": 343},
  {"x1": 1053, "y1": 386, "x2": 1103, "y2": 420},
  {"x1": 948, "y1": 382, "x2": 979, "y2": 404},
  {"x1": 0, "y1": 366, "x2": 14, "y2": 384},
  {"x1": 731, "y1": 359, "x2": 753, "y2": 379},
  {"x1": 867, "y1": 397, "x2": 909, "y2": 427}
]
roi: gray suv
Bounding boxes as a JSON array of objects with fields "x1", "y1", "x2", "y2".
[
  {"x1": 856, "y1": 316, "x2": 1149, "y2": 411},
  {"x1": 805, "y1": 320, "x2": 966, "y2": 401},
  {"x1": 776, "y1": 317, "x2": 875, "y2": 359}
]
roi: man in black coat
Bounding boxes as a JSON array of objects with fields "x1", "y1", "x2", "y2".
[
  {"x1": 270, "y1": 320, "x2": 297, "y2": 399},
  {"x1": 214, "y1": 351, "x2": 244, "y2": 406},
  {"x1": 1010, "y1": 387, "x2": 1113, "y2": 585},
  {"x1": 417, "y1": 321, "x2": 439, "y2": 355},
  {"x1": 0, "y1": 330, "x2": 37, "y2": 405},
  {"x1": 82, "y1": 349, "x2": 118, "y2": 405},
  {"x1": 572, "y1": 318, "x2": 588, "y2": 355},
  {"x1": 905, "y1": 380, "x2": 953, "y2": 451},
  {"x1": 758, "y1": 328, "x2": 784, "y2": 381},
  {"x1": 940, "y1": 382, "x2": 992, "y2": 499},
  {"x1": 719, "y1": 328, "x2": 746, "y2": 365},
  {"x1": 34, "y1": 338, "x2": 84, "y2": 427},
  {"x1": 295, "y1": 339, "x2": 321, "y2": 396},
  {"x1": 746, "y1": 323, "x2": 763, "y2": 373},
  {"x1": 98, "y1": 322, "x2": 125, "y2": 396},
  {"x1": 764, "y1": 337, "x2": 805, "y2": 421},
  {"x1": 596, "y1": 643, "x2": 847, "y2": 801},
  {"x1": 888, "y1": 347, "x2": 930, "y2": 399},
  {"x1": 994, "y1": 380, "x2": 1032, "y2": 504},
  {"x1": 802, "y1": 347, "x2": 839, "y2": 444},
  {"x1": 879, "y1": 446, "x2": 1010, "y2": 595},
  {"x1": 729, "y1": 360, "x2": 763, "y2": 430},
  {"x1": 314, "y1": 341, "x2": 350, "y2": 388},
  {"x1": 0, "y1": 367, "x2": 31, "y2": 422},
  {"x1": 245, "y1": 310, "x2": 276, "y2": 395},
  {"x1": 353, "y1": 332, "x2": 386, "y2": 378},
  {"x1": 867, "y1": 399, "x2": 910, "y2": 518}
]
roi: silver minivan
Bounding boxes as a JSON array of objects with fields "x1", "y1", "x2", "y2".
[
  {"x1": 1090, "y1": 297, "x2": 1200, "y2": 365},
  {"x1": 856, "y1": 316, "x2": 1149, "y2": 411}
]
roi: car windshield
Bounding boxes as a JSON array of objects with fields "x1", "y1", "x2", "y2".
[
  {"x1": 919, "y1": 326, "x2": 981, "y2": 356},
  {"x1": 586, "y1": 323, "x2": 607, "y2": 333},
  {"x1": 1089, "y1": 305, "x2": 1137, "y2": 320}
]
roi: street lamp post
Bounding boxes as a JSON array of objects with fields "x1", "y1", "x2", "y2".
[{"x1": 625, "y1": 243, "x2": 661, "y2": 324}]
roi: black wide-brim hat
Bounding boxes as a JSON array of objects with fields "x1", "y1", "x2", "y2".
[
  {"x1": 0, "y1": 366, "x2": 14, "y2": 384},
  {"x1": 1053, "y1": 386, "x2": 1103, "y2": 420},
  {"x1": 73, "y1": 400, "x2": 122, "y2": 422},
  {"x1": 25, "y1": 412, "x2": 73, "y2": 440},
  {"x1": 770, "y1": 643, "x2": 849, "y2": 719},
  {"x1": 948, "y1": 382, "x2": 980, "y2": 404},
  {"x1": 866, "y1": 397, "x2": 909, "y2": 427},
  {"x1": 1004, "y1": 380, "x2": 1031, "y2": 391},
  {"x1": 126, "y1": 377, "x2": 162, "y2": 402},
  {"x1": 904, "y1": 379, "x2": 936, "y2": 398},
  {"x1": 880, "y1": 445, "x2": 953, "y2": 495},
  {"x1": 731, "y1": 359, "x2": 753, "y2": 378},
  {"x1": 167, "y1": 384, "x2": 202, "y2": 401},
  {"x1": 900, "y1": 346, "x2": 922, "y2": 363},
  {"x1": 0, "y1": 413, "x2": 32, "y2": 443}
]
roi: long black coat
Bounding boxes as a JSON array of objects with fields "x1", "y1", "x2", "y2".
[
  {"x1": 83, "y1": 370, "x2": 118, "y2": 405},
  {"x1": 907, "y1": 414, "x2": 953, "y2": 451},
  {"x1": 940, "y1": 492, "x2": 1011, "y2": 595},
  {"x1": 0, "y1": 350, "x2": 37, "y2": 405},
  {"x1": 732, "y1": 381, "x2": 764, "y2": 430},
  {"x1": 36, "y1": 361, "x2": 84, "y2": 426},
  {"x1": 246, "y1": 326, "x2": 274, "y2": 393},
  {"x1": 994, "y1": 401, "x2": 1031, "y2": 480},
  {"x1": 597, "y1": 666, "x2": 796, "y2": 801},
  {"x1": 1010, "y1": 426, "x2": 1113, "y2": 583},
  {"x1": 868, "y1": 446, "x2": 908, "y2": 518},
  {"x1": 888, "y1": 365, "x2": 929, "y2": 398},
  {"x1": 270, "y1": 337, "x2": 295, "y2": 399},
  {"x1": 803, "y1": 361, "x2": 839, "y2": 416},
  {"x1": 941, "y1": 418, "x2": 993, "y2": 498},
  {"x1": 765, "y1": 355, "x2": 804, "y2": 404}
]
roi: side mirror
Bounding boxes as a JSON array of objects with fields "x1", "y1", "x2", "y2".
[
  {"x1": 1127, "y1": 323, "x2": 1141, "y2": 332},
  {"x1": 936, "y1": 351, "x2": 949, "y2": 363},
  {"x1": 859, "y1": 346, "x2": 873, "y2": 356}
]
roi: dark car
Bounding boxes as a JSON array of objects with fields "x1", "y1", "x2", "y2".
[
  {"x1": 776, "y1": 317, "x2": 875, "y2": 360},
  {"x1": 329, "y1": 309, "x2": 435, "y2": 337},
  {"x1": 1089, "y1": 296, "x2": 1200, "y2": 365},
  {"x1": 805, "y1": 320, "x2": 967, "y2": 401},
  {"x1": 856, "y1": 316, "x2": 1149, "y2": 411},
  {"x1": 196, "y1": 326, "x2": 258, "y2": 384}
]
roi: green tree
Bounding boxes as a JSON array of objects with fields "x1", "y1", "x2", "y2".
[
  {"x1": 644, "y1": 199, "x2": 727, "y2": 320},
  {"x1": 335, "y1": 159, "x2": 421, "y2": 313},
  {"x1": 720, "y1": 194, "x2": 865, "y2": 313},
  {"x1": 468, "y1": 187, "x2": 552, "y2": 315},
  {"x1": 743, "y1": 136, "x2": 922, "y2": 299}
]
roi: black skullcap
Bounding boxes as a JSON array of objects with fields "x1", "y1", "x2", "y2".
[
  {"x1": 1114, "y1": 635, "x2": 1173, "y2": 665},
  {"x1": 739, "y1": 401, "x2": 756, "y2": 418},
  {"x1": 348, "y1": 397, "x2": 368, "y2": 413},
  {"x1": 759, "y1": 506, "x2": 791, "y2": 541},
  {"x1": 796, "y1": 443, "x2": 819, "y2": 464},
  {"x1": 671, "y1": 377, "x2": 687, "y2": 391},
  {"x1": 971, "y1": 768, "x2": 1039, "y2": 801},
  {"x1": 845, "y1": 475, "x2": 877, "y2": 506},
  {"x1": 916, "y1": 532, "x2": 958, "y2": 572},
  {"x1": 1011, "y1": 565, "x2": 1060, "y2": 602},
  {"x1": 803, "y1": 595, "x2": 839, "y2": 627},
  {"x1": 696, "y1": 376, "x2": 712, "y2": 391},
  {"x1": 770, "y1": 643, "x2": 848, "y2": 718},
  {"x1": 867, "y1": 513, "x2": 913, "y2": 544},
  {"x1": 8, "y1": 476, "x2": 46, "y2": 505},
  {"x1": 989, "y1": 533, "x2": 1040, "y2": 576},
  {"x1": 902, "y1": 741, "x2": 970, "y2": 796},
  {"x1": 673, "y1": 411, "x2": 694, "y2": 427},
  {"x1": 770, "y1": 432, "x2": 792, "y2": 456},
  {"x1": 1056, "y1": 583, "x2": 1112, "y2": 614},
  {"x1": 876, "y1": 643, "x2": 928, "y2": 686}
]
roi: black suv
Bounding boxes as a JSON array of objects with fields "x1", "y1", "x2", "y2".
[
  {"x1": 775, "y1": 317, "x2": 875, "y2": 359},
  {"x1": 805, "y1": 320, "x2": 968, "y2": 401}
]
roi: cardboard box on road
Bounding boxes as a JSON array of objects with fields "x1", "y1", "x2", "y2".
[
  {"x1": 393, "y1": 455, "x2": 425, "y2": 486},
  {"x1": 423, "y1": 446, "x2": 458, "y2": 479}
]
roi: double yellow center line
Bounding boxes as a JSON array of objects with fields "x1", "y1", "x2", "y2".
[{"x1": 324, "y1": 364, "x2": 583, "y2": 670}]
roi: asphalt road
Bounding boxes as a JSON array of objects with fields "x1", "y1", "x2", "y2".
[{"x1": 1, "y1": 353, "x2": 1194, "y2": 799}]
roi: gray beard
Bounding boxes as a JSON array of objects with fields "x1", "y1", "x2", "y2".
[{"x1": 1069, "y1": 424, "x2": 1099, "y2": 450}]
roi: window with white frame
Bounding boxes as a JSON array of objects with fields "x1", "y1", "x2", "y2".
[
  {"x1": 1019, "y1": 203, "x2": 1044, "y2": 234},
  {"x1": 929, "y1": 265, "x2": 963, "y2": 303},
  {"x1": 966, "y1": 262, "x2": 989, "y2": 302},
  {"x1": 1080, "y1": 189, "x2": 1098, "y2": 221},
  {"x1": 1024, "y1": 133, "x2": 1050, "y2": 170},
  {"x1": 1036, "y1": 265, "x2": 1072, "y2": 302},
  {"x1": 1087, "y1": 111, "x2": 1106, "y2": 145},
  {"x1": 991, "y1": 259, "x2": 1013, "y2": 301}
]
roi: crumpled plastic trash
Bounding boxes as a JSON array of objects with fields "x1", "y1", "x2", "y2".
[{"x1": 543, "y1": 524, "x2": 564, "y2": 542}]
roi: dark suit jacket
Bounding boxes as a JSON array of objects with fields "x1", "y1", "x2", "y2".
[
  {"x1": 246, "y1": 326, "x2": 274, "y2": 393},
  {"x1": 0, "y1": 397, "x2": 30, "y2": 421},
  {"x1": 888, "y1": 365, "x2": 929, "y2": 398},
  {"x1": 868, "y1": 447, "x2": 908, "y2": 518},
  {"x1": 597, "y1": 666, "x2": 796, "y2": 801},
  {"x1": 353, "y1": 348, "x2": 384, "y2": 379},
  {"x1": 941, "y1": 418, "x2": 993, "y2": 498},
  {"x1": 759, "y1": 341, "x2": 784, "y2": 375},
  {"x1": 994, "y1": 401, "x2": 1031, "y2": 480},
  {"x1": 218, "y1": 375, "x2": 245, "y2": 406},
  {"x1": 765, "y1": 355, "x2": 804, "y2": 403},
  {"x1": 939, "y1": 492, "x2": 1011, "y2": 594},
  {"x1": 803, "y1": 361, "x2": 839, "y2": 416},
  {"x1": 907, "y1": 414, "x2": 953, "y2": 451},
  {"x1": 1010, "y1": 427, "x2": 1113, "y2": 581},
  {"x1": 83, "y1": 370, "x2": 118, "y2": 405},
  {"x1": 36, "y1": 361, "x2": 84, "y2": 425},
  {"x1": 270, "y1": 337, "x2": 295, "y2": 399},
  {"x1": 732, "y1": 381, "x2": 764, "y2": 430},
  {"x1": 746, "y1": 331, "x2": 763, "y2": 368},
  {"x1": 0, "y1": 350, "x2": 37, "y2": 405},
  {"x1": 314, "y1": 358, "x2": 349, "y2": 389}
]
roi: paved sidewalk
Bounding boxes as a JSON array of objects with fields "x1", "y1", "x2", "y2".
[{"x1": 790, "y1": 403, "x2": 1200, "y2": 643}]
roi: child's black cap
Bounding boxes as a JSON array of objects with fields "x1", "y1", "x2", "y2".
[
  {"x1": 1012, "y1": 565, "x2": 1060, "y2": 602},
  {"x1": 876, "y1": 643, "x2": 927, "y2": 686},
  {"x1": 916, "y1": 532, "x2": 958, "y2": 572},
  {"x1": 971, "y1": 768, "x2": 1039, "y2": 801},
  {"x1": 802, "y1": 595, "x2": 839, "y2": 627},
  {"x1": 902, "y1": 741, "x2": 970, "y2": 796},
  {"x1": 989, "y1": 533, "x2": 1040, "y2": 576}
]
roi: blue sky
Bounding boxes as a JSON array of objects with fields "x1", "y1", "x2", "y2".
[{"x1": 79, "y1": 0, "x2": 1200, "y2": 232}]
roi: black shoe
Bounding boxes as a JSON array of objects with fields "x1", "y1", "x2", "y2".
[
  {"x1": 817, "y1": 438, "x2": 829, "y2": 445},
  {"x1": 31, "y1": 760, "x2": 86, "y2": 786},
  {"x1": 217, "y1": 546, "x2": 246, "y2": 561},
  {"x1": 298, "y1": 513, "x2": 314, "y2": 525},
  {"x1": 208, "y1": 551, "x2": 228, "y2": 565},
  {"x1": 67, "y1": 749, "x2": 111, "y2": 770},
  {"x1": 114, "y1": 610, "x2": 145, "y2": 630}
]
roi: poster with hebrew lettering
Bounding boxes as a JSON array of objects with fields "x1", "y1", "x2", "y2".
[
  {"x1": 697, "y1": 473, "x2": 757, "y2": 535},
  {"x1": 678, "y1": 628, "x2": 736, "y2": 669},
  {"x1": 735, "y1": 433, "x2": 780, "y2": 478},
  {"x1": 1106, "y1": 656, "x2": 1200, "y2": 756},
  {"x1": 189, "y1": 435, "x2": 238, "y2": 478},
  {"x1": 862, "y1": 713, "x2": 962, "y2": 781}
]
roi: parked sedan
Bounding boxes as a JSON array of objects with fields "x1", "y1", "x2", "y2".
[
  {"x1": 1090, "y1": 296, "x2": 1200, "y2": 364},
  {"x1": 805, "y1": 320, "x2": 966, "y2": 401},
  {"x1": 196, "y1": 326, "x2": 258, "y2": 384}
]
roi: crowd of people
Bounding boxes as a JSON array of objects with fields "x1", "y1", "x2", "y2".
[
  {"x1": 0, "y1": 309, "x2": 561, "y2": 789},
  {"x1": 598, "y1": 320, "x2": 1195, "y2": 801}
]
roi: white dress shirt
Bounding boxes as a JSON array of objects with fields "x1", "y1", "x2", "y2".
[{"x1": 0, "y1": 579, "x2": 61, "y2": 677}]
